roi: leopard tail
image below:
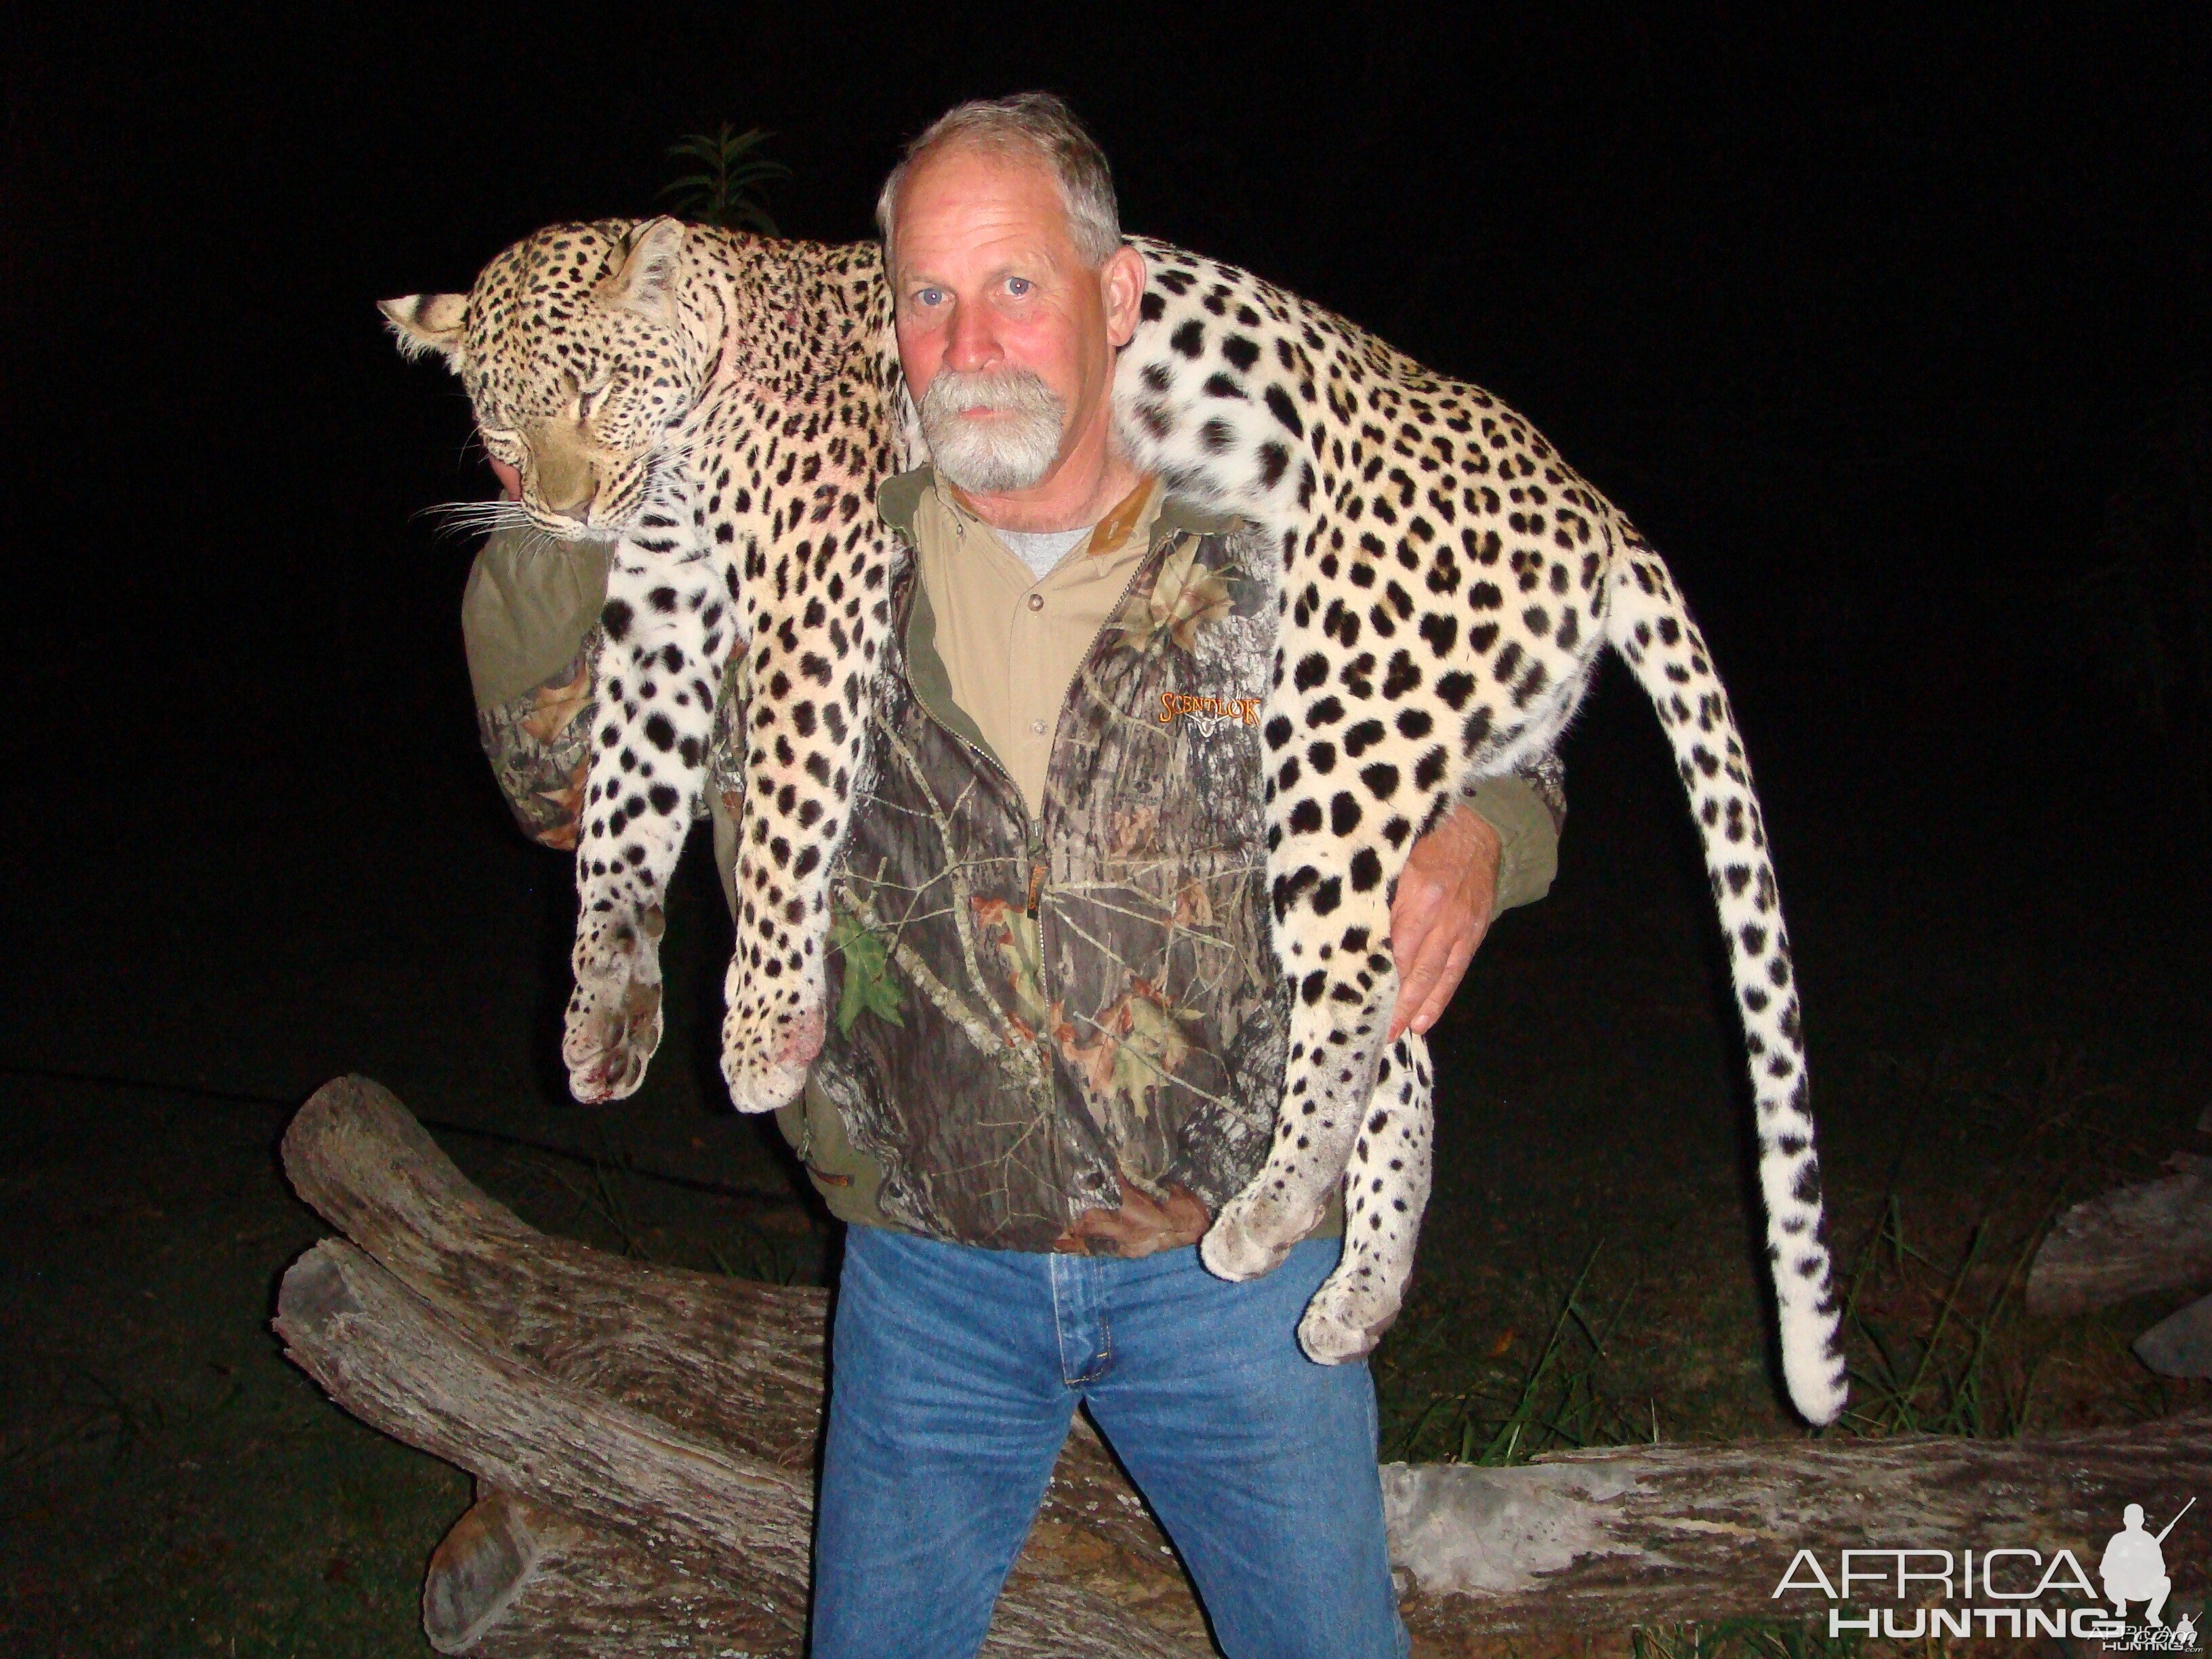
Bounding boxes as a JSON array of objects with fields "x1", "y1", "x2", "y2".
[{"x1": 1603, "y1": 527, "x2": 1848, "y2": 1427}]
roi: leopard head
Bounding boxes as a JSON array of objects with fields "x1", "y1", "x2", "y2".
[{"x1": 381, "y1": 217, "x2": 710, "y2": 537}]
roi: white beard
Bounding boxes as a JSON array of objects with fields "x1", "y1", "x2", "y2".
[{"x1": 918, "y1": 367, "x2": 1067, "y2": 493}]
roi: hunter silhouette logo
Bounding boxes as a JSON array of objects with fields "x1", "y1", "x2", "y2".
[
  {"x1": 2102, "y1": 1498, "x2": 2194, "y2": 1636},
  {"x1": 1158, "y1": 691, "x2": 1261, "y2": 737}
]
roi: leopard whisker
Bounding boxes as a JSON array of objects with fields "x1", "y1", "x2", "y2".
[{"x1": 417, "y1": 498, "x2": 537, "y2": 539}]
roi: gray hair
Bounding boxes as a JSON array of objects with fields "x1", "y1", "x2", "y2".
[{"x1": 876, "y1": 93, "x2": 1122, "y2": 270}]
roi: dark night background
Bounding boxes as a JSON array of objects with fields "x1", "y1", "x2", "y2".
[{"x1": 5, "y1": 5, "x2": 2211, "y2": 1652}]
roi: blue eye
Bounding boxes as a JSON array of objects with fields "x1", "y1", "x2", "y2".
[
  {"x1": 916, "y1": 287, "x2": 945, "y2": 307},
  {"x1": 1007, "y1": 277, "x2": 1032, "y2": 297}
]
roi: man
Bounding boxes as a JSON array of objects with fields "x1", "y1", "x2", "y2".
[{"x1": 464, "y1": 95, "x2": 1562, "y2": 1658}]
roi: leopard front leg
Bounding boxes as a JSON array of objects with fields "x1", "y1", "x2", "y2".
[
  {"x1": 564, "y1": 889, "x2": 666, "y2": 1104},
  {"x1": 1298, "y1": 1036, "x2": 1433, "y2": 1362},
  {"x1": 718, "y1": 520, "x2": 895, "y2": 1115},
  {"x1": 564, "y1": 516, "x2": 733, "y2": 1104}
]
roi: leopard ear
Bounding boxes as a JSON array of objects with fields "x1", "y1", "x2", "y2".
[
  {"x1": 605, "y1": 218, "x2": 687, "y2": 321},
  {"x1": 379, "y1": 293, "x2": 468, "y2": 370}
]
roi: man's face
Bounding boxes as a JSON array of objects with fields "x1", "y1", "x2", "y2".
[{"x1": 890, "y1": 144, "x2": 1134, "y2": 495}]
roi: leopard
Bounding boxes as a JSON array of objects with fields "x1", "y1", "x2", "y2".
[{"x1": 384, "y1": 218, "x2": 1847, "y2": 1427}]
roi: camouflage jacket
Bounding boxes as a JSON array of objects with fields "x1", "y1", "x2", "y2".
[{"x1": 773, "y1": 475, "x2": 1290, "y2": 1254}]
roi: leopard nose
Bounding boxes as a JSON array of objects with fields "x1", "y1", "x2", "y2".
[
  {"x1": 538, "y1": 473, "x2": 599, "y2": 520},
  {"x1": 527, "y1": 436, "x2": 599, "y2": 519}
]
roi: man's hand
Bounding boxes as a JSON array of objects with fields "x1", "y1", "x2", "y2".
[{"x1": 1387, "y1": 802, "x2": 1502, "y2": 1040}]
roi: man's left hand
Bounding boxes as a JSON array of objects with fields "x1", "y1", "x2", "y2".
[{"x1": 1387, "y1": 803, "x2": 1501, "y2": 1041}]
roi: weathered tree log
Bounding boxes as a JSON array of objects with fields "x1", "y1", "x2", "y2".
[
  {"x1": 1387, "y1": 1414, "x2": 2212, "y2": 1642},
  {"x1": 2026, "y1": 1153, "x2": 2212, "y2": 1316},
  {"x1": 2137, "y1": 1289, "x2": 2212, "y2": 1378},
  {"x1": 423, "y1": 1487, "x2": 798, "y2": 1657},
  {"x1": 277, "y1": 1238, "x2": 810, "y2": 1605},
  {"x1": 406, "y1": 1417, "x2": 2212, "y2": 1655},
  {"x1": 276, "y1": 1076, "x2": 2212, "y2": 1653},
  {"x1": 275, "y1": 1077, "x2": 1208, "y2": 1658}
]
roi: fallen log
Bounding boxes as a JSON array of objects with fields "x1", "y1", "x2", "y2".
[
  {"x1": 2026, "y1": 1153, "x2": 2212, "y2": 1317},
  {"x1": 275, "y1": 1076, "x2": 1208, "y2": 1658},
  {"x1": 1388, "y1": 1415, "x2": 2212, "y2": 1642},
  {"x1": 2137, "y1": 1290, "x2": 2212, "y2": 1378},
  {"x1": 423, "y1": 1487, "x2": 794, "y2": 1657},
  {"x1": 275, "y1": 1076, "x2": 2212, "y2": 1652},
  {"x1": 419, "y1": 1418, "x2": 2212, "y2": 1659}
]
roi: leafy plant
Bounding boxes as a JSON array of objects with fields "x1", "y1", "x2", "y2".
[{"x1": 659, "y1": 124, "x2": 790, "y2": 234}]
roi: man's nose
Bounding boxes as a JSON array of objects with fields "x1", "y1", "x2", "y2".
[{"x1": 942, "y1": 300, "x2": 998, "y2": 374}]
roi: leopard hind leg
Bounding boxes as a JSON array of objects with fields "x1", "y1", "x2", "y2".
[
  {"x1": 1297, "y1": 1035, "x2": 1433, "y2": 1363},
  {"x1": 1200, "y1": 869, "x2": 1401, "y2": 1284}
]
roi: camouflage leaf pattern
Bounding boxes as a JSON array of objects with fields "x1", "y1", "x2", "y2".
[
  {"x1": 475, "y1": 634, "x2": 602, "y2": 851},
  {"x1": 829, "y1": 907, "x2": 906, "y2": 1037}
]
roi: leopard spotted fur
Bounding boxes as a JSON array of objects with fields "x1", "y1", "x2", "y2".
[{"x1": 385, "y1": 218, "x2": 1847, "y2": 1425}]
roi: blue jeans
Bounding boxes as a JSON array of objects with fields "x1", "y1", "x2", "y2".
[{"x1": 812, "y1": 1225, "x2": 1407, "y2": 1659}]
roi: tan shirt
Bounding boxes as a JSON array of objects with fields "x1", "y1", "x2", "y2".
[{"x1": 912, "y1": 475, "x2": 1164, "y2": 815}]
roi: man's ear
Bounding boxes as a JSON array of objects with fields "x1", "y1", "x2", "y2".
[
  {"x1": 1102, "y1": 243, "x2": 1147, "y2": 350},
  {"x1": 605, "y1": 217, "x2": 687, "y2": 320},
  {"x1": 379, "y1": 293, "x2": 468, "y2": 369}
]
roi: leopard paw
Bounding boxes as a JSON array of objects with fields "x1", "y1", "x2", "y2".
[
  {"x1": 563, "y1": 905, "x2": 665, "y2": 1105},
  {"x1": 1296, "y1": 1275, "x2": 1399, "y2": 1365},
  {"x1": 719, "y1": 997, "x2": 825, "y2": 1115},
  {"x1": 1199, "y1": 1187, "x2": 1307, "y2": 1283}
]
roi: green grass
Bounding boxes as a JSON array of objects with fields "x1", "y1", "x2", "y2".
[
  {"x1": 1831, "y1": 1197, "x2": 2051, "y2": 1439},
  {"x1": 1386, "y1": 1242, "x2": 1645, "y2": 1464},
  {"x1": 1382, "y1": 1041, "x2": 2206, "y2": 1463}
]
